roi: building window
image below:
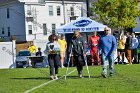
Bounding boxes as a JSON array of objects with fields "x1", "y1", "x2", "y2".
[
  {"x1": 49, "y1": 6, "x2": 53, "y2": 16},
  {"x1": 7, "y1": 8, "x2": 10, "y2": 18},
  {"x1": 27, "y1": 5, "x2": 31, "y2": 15},
  {"x1": 60, "y1": 23, "x2": 64, "y2": 26},
  {"x1": 57, "y1": 6, "x2": 61, "y2": 16},
  {"x1": 70, "y1": 7, "x2": 74, "y2": 16},
  {"x1": 70, "y1": 16, "x2": 77, "y2": 21},
  {"x1": 28, "y1": 25, "x2": 32, "y2": 34},
  {"x1": 2, "y1": 28, "x2": 4, "y2": 34},
  {"x1": 52, "y1": 24, "x2": 56, "y2": 33},
  {"x1": 8, "y1": 27, "x2": 10, "y2": 37},
  {"x1": 43, "y1": 23, "x2": 47, "y2": 35}
]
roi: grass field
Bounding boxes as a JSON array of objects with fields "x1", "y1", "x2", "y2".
[{"x1": 0, "y1": 64, "x2": 140, "y2": 93}]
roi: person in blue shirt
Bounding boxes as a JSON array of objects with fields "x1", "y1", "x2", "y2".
[
  {"x1": 98, "y1": 27, "x2": 117, "y2": 78},
  {"x1": 131, "y1": 33, "x2": 139, "y2": 64}
]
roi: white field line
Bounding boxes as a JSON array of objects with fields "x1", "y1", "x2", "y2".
[{"x1": 24, "y1": 69, "x2": 77, "y2": 93}]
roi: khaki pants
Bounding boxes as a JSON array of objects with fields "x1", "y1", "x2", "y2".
[{"x1": 125, "y1": 49, "x2": 132, "y2": 64}]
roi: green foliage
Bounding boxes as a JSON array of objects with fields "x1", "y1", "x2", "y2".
[{"x1": 91, "y1": 0, "x2": 140, "y2": 30}]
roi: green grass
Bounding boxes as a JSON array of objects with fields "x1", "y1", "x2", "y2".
[{"x1": 0, "y1": 65, "x2": 140, "y2": 93}]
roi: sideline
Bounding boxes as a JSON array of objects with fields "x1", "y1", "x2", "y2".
[{"x1": 24, "y1": 69, "x2": 76, "y2": 93}]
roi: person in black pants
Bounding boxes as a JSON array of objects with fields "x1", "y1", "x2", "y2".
[
  {"x1": 68, "y1": 30, "x2": 86, "y2": 78},
  {"x1": 46, "y1": 34, "x2": 60, "y2": 80},
  {"x1": 131, "y1": 33, "x2": 139, "y2": 64}
]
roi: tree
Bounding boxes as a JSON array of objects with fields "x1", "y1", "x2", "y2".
[{"x1": 91, "y1": 0, "x2": 140, "y2": 32}]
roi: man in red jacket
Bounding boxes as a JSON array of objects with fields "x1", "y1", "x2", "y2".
[{"x1": 89, "y1": 31, "x2": 100, "y2": 65}]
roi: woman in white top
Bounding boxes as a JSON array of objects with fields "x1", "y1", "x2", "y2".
[{"x1": 46, "y1": 34, "x2": 60, "y2": 80}]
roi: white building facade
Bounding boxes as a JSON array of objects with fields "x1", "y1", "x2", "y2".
[{"x1": 0, "y1": 0, "x2": 87, "y2": 42}]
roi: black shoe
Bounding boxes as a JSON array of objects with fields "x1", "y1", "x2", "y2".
[
  {"x1": 101, "y1": 73, "x2": 107, "y2": 78},
  {"x1": 110, "y1": 74, "x2": 113, "y2": 77}
]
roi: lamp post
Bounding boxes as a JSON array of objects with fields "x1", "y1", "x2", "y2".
[
  {"x1": 86, "y1": 0, "x2": 90, "y2": 17},
  {"x1": 86, "y1": 0, "x2": 90, "y2": 42},
  {"x1": 62, "y1": 0, "x2": 66, "y2": 24}
]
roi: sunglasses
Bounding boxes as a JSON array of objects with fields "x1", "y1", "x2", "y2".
[
  {"x1": 53, "y1": 39, "x2": 57, "y2": 40},
  {"x1": 104, "y1": 30, "x2": 109, "y2": 31}
]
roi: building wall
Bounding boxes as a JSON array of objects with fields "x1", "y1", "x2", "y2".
[
  {"x1": 20, "y1": 0, "x2": 40, "y2": 2},
  {"x1": 0, "y1": 2, "x2": 26, "y2": 41},
  {"x1": 0, "y1": 0, "x2": 84, "y2": 41},
  {"x1": 24, "y1": 2, "x2": 83, "y2": 41}
]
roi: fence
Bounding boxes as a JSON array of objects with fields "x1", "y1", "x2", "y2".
[{"x1": 0, "y1": 40, "x2": 16, "y2": 69}]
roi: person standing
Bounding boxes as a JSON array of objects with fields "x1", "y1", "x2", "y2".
[
  {"x1": 138, "y1": 36, "x2": 140, "y2": 64},
  {"x1": 138, "y1": 46, "x2": 140, "y2": 64},
  {"x1": 35, "y1": 47, "x2": 43, "y2": 67},
  {"x1": 117, "y1": 34, "x2": 126, "y2": 64},
  {"x1": 58, "y1": 34, "x2": 67, "y2": 68},
  {"x1": 36, "y1": 47, "x2": 42, "y2": 56},
  {"x1": 131, "y1": 33, "x2": 139, "y2": 64},
  {"x1": 28, "y1": 43, "x2": 36, "y2": 66},
  {"x1": 28, "y1": 43, "x2": 36, "y2": 56},
  {"x1": 68, "y1": 30, "x2": 86, "y2": 78},
  {"x1": 125, "y1": 32, "x2": 132, "y2": 65},
  {"x1": 46, "y1": 34, "x2": 60, "y2": 80},
  {"x1": 89, "y1": 31, "x2": 100, "y2": 66},
  {"x1": 98, "y1": 27, "x2": 117, "y2": 78}
]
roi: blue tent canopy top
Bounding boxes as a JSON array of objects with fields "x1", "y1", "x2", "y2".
[{"x1": 55, "y1": 17, "x2": 107, "y2": 34}]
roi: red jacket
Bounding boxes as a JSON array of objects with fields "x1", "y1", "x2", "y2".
[{"x1": 89, "y1": 36, "x2": 99, "y2": 49}]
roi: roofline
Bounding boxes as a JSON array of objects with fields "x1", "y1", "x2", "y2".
[
  {"x1": 0, "y1": 0, "x2": 19, "y2": 7},
  {"x1": 46, "y1": 0, "x2": 97, "y2": 2},
  {"x1": 46, "y1": 0, "x2": 86, "y2": 2},
  {"x1": 0, "y1": 0, "x2": 98, "y2": 5},
  {"x1": 45, "y1": 1, "x2": 83, "y2": 4},
  {"x1": 0, "y1": 0, "x2": 87, "y2": 6}
]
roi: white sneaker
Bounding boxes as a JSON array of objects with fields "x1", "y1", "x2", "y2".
[
  {"x1": 61, "y1": 66, "x2": 65, "y2": 68},
  {"x1": 78, "y1": 74, "x2": 83, "y2": 78},
  {"x1": 71, "y1": 64, "x2": 74, "y2": 67},
  {"x1": 50, "y1": 75, "x2": 54, "y2": 80},
  {"x1": 55, "y1": 76, "x2": 58, "y2": 79}
]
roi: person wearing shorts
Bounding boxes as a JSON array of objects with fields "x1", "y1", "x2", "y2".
[
  {"x1": 117, "y1": 34, "x2": 126, "y2": 64},
  {"x1": 58, "y1": 34, "x2": 67, "y2": 68}
]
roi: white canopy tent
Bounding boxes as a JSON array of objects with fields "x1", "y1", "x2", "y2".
[
  {"x1": 55, "y1": 17, "x2": 128, "y2": 63},
  {"x1": 55, "y1": 17, "x2": 107, "y2": 34}
]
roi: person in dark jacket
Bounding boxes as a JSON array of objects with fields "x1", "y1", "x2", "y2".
[
  {"x1": 68, "y1": 30, "x2": 86, "y2": 78},
  {"x1": 125, "y1": 32, "x2": 132, "y2": 65},
  {"x1": 36, "y1": 47, "x2": 42, "y2": 56}
]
